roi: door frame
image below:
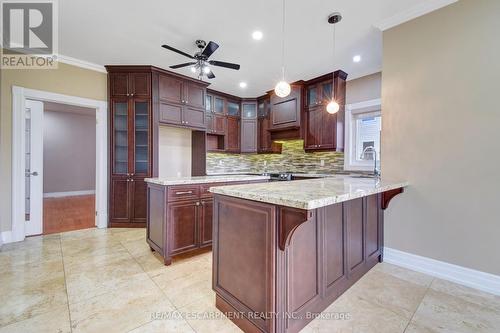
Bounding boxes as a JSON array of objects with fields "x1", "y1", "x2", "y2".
[{"x1": 11, "y1": 86, "x2": 108, "y2": 242}]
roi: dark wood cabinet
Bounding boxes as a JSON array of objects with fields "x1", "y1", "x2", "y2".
[
  {"x1": 168, "y1": 200, "x2": 199, "y2": 254},
  {"x1": 270, "y1": 84, "x2": 303, "y2": 130},
  {"x1": 107, "y1": 65, "x2": 209, "y2": 228},
  {"x1": 200, "y1": 198, "x2": 213, "y2": 247},
  {"x1": 257, "y1": 97, "x2": 282, "y2": 154},
  {"x1": 147, "y1": 179, "x2": 268, "y2": 265},
  {"x1": 157, "y1": 73, "x2": 207, "y2": 130},
  {"x1": 205, "y1": 93, "x2": 227, "y2": 136},
  {"x1": 241, "y1": 119, "x2": 257, "y2": 153},
  {"x1": 225, "y1": 116, "x2": 240, "y2": 153},
  {"x1": 304, "y1": 71, "x2": 347, "y2": 152},
  {"x1": 108, "y1": 70, "x2": 152, "y2": 227}
]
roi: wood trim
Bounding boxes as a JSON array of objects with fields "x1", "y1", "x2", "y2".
[
  {"x1": 278, "y1": 207, "x2": 313, "y2": 251},
  {"x1": 305, "y1": 70, "x2": 348, "y2": 85},
  {"x1": 106, "y1": 65, "x2": 210, "y2": 87},
  {"x1": 381, "y1": 187, "x2": 404, "y2": 210}
]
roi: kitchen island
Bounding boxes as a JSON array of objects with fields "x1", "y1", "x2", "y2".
[{"x1": 210, "y1": 176, "x2": 408, "y2": 333}]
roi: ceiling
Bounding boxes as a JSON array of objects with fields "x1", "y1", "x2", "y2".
[{"x1": 59, "y1": 0, "x2": 439, "y2": 97}]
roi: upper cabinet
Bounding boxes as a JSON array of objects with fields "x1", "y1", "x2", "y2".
[
  {"x1": 158, "y1": 73, "x2": 208, "y2": 130},
  {"x1": 269, "y1": 84, "x2": 304, "y2": 131},
  {"x1": 110, "y1": 72, "x2": 151, "y2": 98},
  {"x1": 227, "y1": 100, "x2": 240, "y2": 117},
  {"x1": 240, "y1": 100, "x2": 257, "y2": 153},
  {"x1": 304, "y1": 71, "x2": 347, "y2": 152}
]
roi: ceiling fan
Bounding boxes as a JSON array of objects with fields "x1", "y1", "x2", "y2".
[{"x1": 162, "y1": 40, "x2": 240, "y2": 79}]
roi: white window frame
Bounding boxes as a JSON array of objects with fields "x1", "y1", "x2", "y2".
[{"x1": 344, "y1": 98, "x2": 381, "y2": 171}]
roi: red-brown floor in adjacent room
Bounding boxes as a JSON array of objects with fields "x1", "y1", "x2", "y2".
[{"x1": 43, "y1": 195, "x2": 95, "y2": 234}]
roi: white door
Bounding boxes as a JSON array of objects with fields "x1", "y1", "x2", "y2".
[{"x1": 25, "y1": 100, "x2": 44, "y2": 236}]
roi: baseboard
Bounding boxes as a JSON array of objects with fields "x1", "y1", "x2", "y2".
[
  {"x1": 43, "y1": 190, "x2": 95, "y2": 198},
  {"x1": 384, "y1": 247, "x2": 500, "y2": 296},
  {"x1": 0, "y1": 231, "x2": 13, "y2": 246}
]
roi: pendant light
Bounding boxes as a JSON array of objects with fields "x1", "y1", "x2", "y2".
[
  {"x1": 326, "y1": 12, "x2": 342, "y2": 114},
  {"x1": 274, "y1": 0, "x2": 291, "y2": 98}
]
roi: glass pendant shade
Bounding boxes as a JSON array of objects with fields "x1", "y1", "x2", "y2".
[
  {"x1": 274, "y1": 80, "x2": 291, "y2": 98},
  {"x1": 326, "y1": 100, "x2": 340, "y2": 114}
]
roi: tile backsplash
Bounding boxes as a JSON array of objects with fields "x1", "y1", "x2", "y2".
[{"x1": 207, "y1": 140, "x2": 345, "y2": 174}]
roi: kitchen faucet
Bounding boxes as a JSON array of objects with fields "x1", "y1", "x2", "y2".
[{"x1": 361, "y1": 146, "x2": 380, "y2": 177}]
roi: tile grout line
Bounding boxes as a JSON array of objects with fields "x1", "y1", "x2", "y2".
[
  {"x1": 119, "y1": 238, "x2": 198, "y2": 333},
  {"x1": 59, "y1": 234, "x2": 74, "y2": 333},
  {"x1": 402, "y1": 277, "x2": 435, "y2": 333}
]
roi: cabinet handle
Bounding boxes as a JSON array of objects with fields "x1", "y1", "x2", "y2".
[
  {"x1": 127, "y1": 93, "x2": 130, "y2": 97},
  {"x1": 130, "y1": 179, "x2": 134, "y2": 182},
  {"x1": 195, "y1": 202, "x2": 200, "y2": 206},
  {"x1": 175, "y1": 191, "x2": 193, "y2": 195},
  {"x1": 185, "y1": 121, "x2": 189, "y2": 124},
  {"x1": 127, "y1": 179, "x2": 130, "y2": 182}
]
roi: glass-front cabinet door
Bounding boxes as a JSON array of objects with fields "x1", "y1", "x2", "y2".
[
  {"x1": 214, "y1": 96, "x2": 225, "y2": 114},
  {"x1": 113, "y1": 100, "x2": 129, "y2": 175},
  {"x1": 321, "y1": 81, "x2": 333, "y2": 104},
  {"x1": 242, "y1": 102, "x2": 257, "y2": 119},
  {"x1": 307, "y1": 85, "x2": 319, "y2": 107},
  {"x1": 227, "y1": 101, "x2": 240, "y2": 117},
  {"x1": 133, "y1": 101, "x2": 149, "y2": 175},
  {"x1": 206, "y1": 95, "x2": 213, "y2": 113}
]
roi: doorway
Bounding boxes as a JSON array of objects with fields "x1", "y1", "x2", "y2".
[{"x1": 11, "y1": 87, "x2": 107, "y2": 242}]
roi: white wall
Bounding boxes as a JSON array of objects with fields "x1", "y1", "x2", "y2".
[
  {"x1": 158, "y1": 126, "x2": 192, "y2": 177},
  {"x1": 382, "y1": 0, "x2": 500, "y2": 275},
  {"x1": 43, "y1": 108, "x2": 96, "y2": 193}
]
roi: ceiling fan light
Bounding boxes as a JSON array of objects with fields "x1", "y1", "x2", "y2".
[
  {"x1": 326, "y1": 100, "x2": 340, "y2": 114},
  {"x1": 202, "y1": 66, "x2": 211, "y2": 74},
  {"x1": 190, "y1": 66, "x2": 197, "y2": 73},
  {"x1": 274, "y1": 81, "x2": 291, "y2": 98}
]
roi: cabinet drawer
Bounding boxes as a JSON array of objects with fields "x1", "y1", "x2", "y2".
[
  {"x1": 167, "y1": 185, "x2": 200, "y2": 202},
  {"x1": 200, "y1": 182, "x2": 228, "y2": 198}
]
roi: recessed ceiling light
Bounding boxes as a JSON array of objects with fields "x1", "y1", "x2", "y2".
[
  {"x1": 353, "y1": 55, "x2": 362, "y2": 63},
  {"x1": 239, "y1": 82, "x2": 247, "y2": 88},
  {"x1": 252, "y1": 30, "x2": 263, "y2": 40}
]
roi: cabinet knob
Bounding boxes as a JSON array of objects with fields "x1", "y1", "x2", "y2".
[
  {"x1": 130, "y1": 179, "x2": 134, "y2": 182},
  {"x1": 126, "y1": 93, "x2": 130, "y2": 97},
  {"x1": 185, "y1": 121, "x2": 188, "y2": 124},
  {"x1": 195, "y1": 202, "x2": 200, "y2": 206}
]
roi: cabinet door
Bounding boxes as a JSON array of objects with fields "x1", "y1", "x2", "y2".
[
  {"x1": 110, "y1": 177, "x2": 130, "y2": 222},
  {"x1": 320, "y1": 81, "x2": 333, "y2": 105},
  {"x1": 307, "y1": 84, "x2": 319, "y2": 107},
  {"x1": 200, "y1": 198, "x2": 213, "y2": 247},
  {"x1": 159, "y1": 75, "x2": 184, "y2": 104},
  {"x1": 225, "y1": 117, "x2": 240, "y2": 152},
  {"x1": 242, "y1": 102, "x2": 257, "y2": 119},
  {"x1": 271, "y1": 98, "x2": 299, "y2": 129},
  {"x1": 319, "y1": 111, "x2": 336, "y2": 149},
  {"x1": 159, "y1": 101, "x2": 182, "y2": 125},
  {"x1": 185, "y1": 82, "x2": 205, "y2": 109},
  {"x1": 111, "y1": 100, "x2": 130, "y2": 175},
  {"x1": 345, "y1": 198, "x2": 364, "y2": 275},
  {"x1": 241, "y1": 119, "x2": 257, "y2": 153},
  {"x1": 130, "y1": 177, "x2": 147, "y2": 224},
  {"x1": 213, "y1": 114, "x2": 226, "y2": 134},
  {"x1": 305, "y1": 107, "x2": 321, "y2": 149},
  {"x1": 129, "y1": 73, "x2": 151, "y2": 98},
  {"x1": 183, "y1": 107, "x2": 206, "y2": 129},
  {"x1": 258, "y1": 116, "x2": 272, "y2": 152},
  {"x1": 168, "y1": 200, "x2": 199, "y2": 254},
  {"x1": 227, "y1": 100, "x2": 240, "y2": 117},
  {"x1": 206, "y1": 113, "x2": 214, "y2": 133},
  {"x1": 133, "y1": 100, "x2": 150, "y2": 176},
  {"x1": 206, "y1": 95, "x2": 213, "y2": 113},
  {"x1": 214, "y1": 96, "x2": 225, "y2": 114},
  {"x1": 110, "y1": 73, "x2": 129, "y2": 97}
]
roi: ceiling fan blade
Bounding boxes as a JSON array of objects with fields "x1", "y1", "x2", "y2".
[
  {"x1": 209, "y1": 60, "x2": 240, "y2": 70},
  {"x1": 207, "y1": 70, "x2": 216, "y2": 79},
  {"x1": 161, "y1": 44, "x2": 195, "y2": 59},
  {"x1": 169, "y1": 62, "x2": 196, "y2": 69},
  {"x1": 201, "y1": 41, "x2": 219, "y2": 58}
]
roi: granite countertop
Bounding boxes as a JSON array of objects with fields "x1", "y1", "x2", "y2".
[
  {"x1": 144, "y1": 174, "x2": 270, "y2": 186},
  {"x1": 210, "y1": 176, "x2": 409, "y2": 210}
]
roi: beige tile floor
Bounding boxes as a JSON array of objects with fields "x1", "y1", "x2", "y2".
[{"x1": 1, "y1": 227, "x2": 500, "y2": 333}]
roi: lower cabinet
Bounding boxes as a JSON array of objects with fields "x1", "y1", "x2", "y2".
[
  {"x1": 147, "y1": 180, "x2": 266, "y2": 265},
  {"x1": 110, "y1": 177, "x2": 147, "y2": 227}
]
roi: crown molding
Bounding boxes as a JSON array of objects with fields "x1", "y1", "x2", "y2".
[
  {"x1": 56, "y1": 54, "x2": 107, "y2": 73},
  {"x1": 374, "y1": 0, "x2": 458, "y2": 31}
]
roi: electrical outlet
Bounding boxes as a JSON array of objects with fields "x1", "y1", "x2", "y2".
[
  {"x1": 320, "y1": 159, "x2": 325, "y2": 167},
  {"x1": 263, "y1": 160, "x2": 267, "y2": 166},
  {"x1": 219, "y1": 160, "x2": 224, "y2": 165}
]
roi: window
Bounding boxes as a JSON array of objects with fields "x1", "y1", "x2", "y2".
[{"x1": 344, "y1": 99, "x2": 382, "y2": 171}]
